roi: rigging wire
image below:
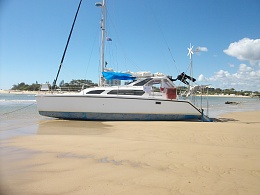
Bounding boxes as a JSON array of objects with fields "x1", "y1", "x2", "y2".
[
  {"x1": 146, "y1": 2, "x2": 180, "y2": 74},
  {"x1": 84, "y1": 26, "x2": 100, "y2": 80},
  {"x1": 105, "y1": 7, "x2": 142, "y2": 72},
  {"x1": 53, "y1": 0, "x2": 83, "y2": 89},
  {"x1": 0, "y1": 102, "x2": 36, "y2": 116}
]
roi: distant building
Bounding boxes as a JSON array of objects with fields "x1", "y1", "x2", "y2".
[
  {"x1": 40, "y1": 83, "x2": 50, "y2": 91},
  {"x1": 105, "y1": 79, "x2": 121, "y2": 86}
]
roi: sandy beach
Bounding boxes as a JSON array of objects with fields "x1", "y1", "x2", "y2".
[
  {"x1": 0, "y1": 90, "x2": 45, "y2": 95},
  {"x1": 0, "y1": 90, "x2": 61, "y2": 95},
  {"x1": 1, "y1": 111, "x2": 260, "y2": 194}
]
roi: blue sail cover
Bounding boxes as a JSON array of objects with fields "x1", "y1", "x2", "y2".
[{"x1": 102, "y1": 72, "x2": 136, "y2": 80}]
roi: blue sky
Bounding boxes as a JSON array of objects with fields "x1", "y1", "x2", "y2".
[{"x1": 1, "y1": 0, "x2": 260, "y2": 91}]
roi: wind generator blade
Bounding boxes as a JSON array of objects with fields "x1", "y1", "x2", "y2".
[{"x1": 187, "y1": 44, "x2": 194, "y2": 59}]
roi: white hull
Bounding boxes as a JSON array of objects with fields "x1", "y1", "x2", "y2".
[{"x1": 36, "y1": 94, "x2": 207, "y2": 121}]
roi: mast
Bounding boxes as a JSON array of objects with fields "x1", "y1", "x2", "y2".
[{"x1": 96, "y1": 0, "x2": 106, "y2": 86}]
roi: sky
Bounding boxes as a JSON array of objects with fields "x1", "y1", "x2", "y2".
[{"x1": 1, "y1": 0, "x2": 260, "y2": 91}]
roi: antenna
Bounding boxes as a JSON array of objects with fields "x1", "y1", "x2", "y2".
[
  {"x1": 187, "y1": 43, "x2": 195, "y2": 89},
  {"x1": 187, "y1": 43, "x2": 199, "y2": 103}
]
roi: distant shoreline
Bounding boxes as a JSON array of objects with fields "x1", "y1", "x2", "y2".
[
  {"x1": 0, "y1": 90, "x2": 52, "y2": 95},
  {"x1": 0, "y1": 89, "x2": 253, "y2": 98},
  {"x1": 0, "y1": 90, "x2": 80, "y2": 95},
  {"x1": 196, "y1": 94, "x2": 251, "y2": 98}
]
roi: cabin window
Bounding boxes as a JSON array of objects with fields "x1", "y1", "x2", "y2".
[
  {"x1": 107, "y1": 90, "x2": 145, "y2": 96},
  {"x1": 86, "y1": 90, "x2": 105, "y2": 94},
  {"x1": 146, "y1": 79, "x2": 162, "y2": 92},
  {"x1": 146, "y1": 79, "x2": 174, "y2": 92},
  {"x1": 133, "y1": 78, "x2": 153, "y2": 86}
]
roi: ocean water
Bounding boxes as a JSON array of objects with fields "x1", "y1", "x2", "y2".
[
  {"x1": 1, "y1": 93, "x2": 260, "y2": 139},
  {"x1": 191, "y1": 95, "x2": 260, "y2": 117},
  {"x1": 0, "y1": 93, "x2": 38, "y2": 118},
  {"x1": 0, "y1": 93, "x2": 47, "y2": 140},
  {"x1": 1, "y1": 93, "x2": 260, "y2": 119}
]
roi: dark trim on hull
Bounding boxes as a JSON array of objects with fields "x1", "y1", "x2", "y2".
[{"x1": 39, "y1": 111, "x2": 203, "y2": 121}]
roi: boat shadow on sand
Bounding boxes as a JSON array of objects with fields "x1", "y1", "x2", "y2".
[
  {"x1": 212, "y1": 118, "x2": 239, "y2": 122},
  {"x1": 37, "y1": 118, "x2": 209, "y2": 136},
  {"x1": 212, "y1": 117, "x2": 260, "y2": 124}
]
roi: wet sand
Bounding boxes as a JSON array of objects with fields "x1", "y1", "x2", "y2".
[{"x1": 1, "y1": 111, "x2": 260, "y2": 194}]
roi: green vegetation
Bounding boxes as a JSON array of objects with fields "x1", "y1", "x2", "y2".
[
  {"x1": 11, "y1": 81, "x2": 259, "y2": 96},
  {"x1": 206, "y1": 87, "x2": 258, "y2": 96},
  {"x1": 12, "y1": 82, "x2": 41, "y2": 91},
  {"x1": 58, "y1": 79, "x2": 98, "y2": 91},
  {"x1": 177, "y1": 86, "x2": 259, "y2": 96},
  {"x1": 11, "y1": 79, "x2": 98, "y2": 91}
]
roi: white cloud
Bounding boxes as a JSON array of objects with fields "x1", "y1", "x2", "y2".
[
  {"x1": 199, "y1": 64, "x2": 260, "y2": 91},
  {"x1": 252, "y1": 61, "x2": 260, "y2": 68},
  {"x1": 223, "y1": 38, "x2": 260, "y2": 63},
  {"x1": 202, "y1": 38, "x2": 260, "y2": 91},
  {"x1": 228, "y1": 63, "x2": 235, "y2": 68},
  {"x1": 197, "y1": 47, "x2": 208, "y2": 52},
  {"x1": 238, "y1": 64, "x2": 253, "y2": 72},
  {"x1": 213, "y1": 70, "x2": 230, "y2": 78},
  {"x1": 197, "y1": 74, "x2": 205, "y2": 81}
]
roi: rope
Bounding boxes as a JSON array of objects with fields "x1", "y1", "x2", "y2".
[{"x1": 0, "y1": 102, "x2": 36, "y2": 116}]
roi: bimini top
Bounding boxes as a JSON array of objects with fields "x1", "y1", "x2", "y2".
[{"x1": 102, "y1": 71, "x2": 136, "y2": 81}]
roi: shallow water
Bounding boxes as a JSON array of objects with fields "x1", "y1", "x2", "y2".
[
  {"x1": 1, "y1": 93, "x2": 260, "y2": 119},
  {"x1": 0, "y1": 93, "x2": 46, "y2": 139},
  {"x1": 1, "y1": 93, "x2": 260, "y2": 140},
  {"x1": 193, "y1": 96, "x2": 260, "y2": 117}
]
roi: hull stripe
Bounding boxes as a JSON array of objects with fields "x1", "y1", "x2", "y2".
[{"x1": 39, "y1": 111, "x2": 202, "y2": 121}]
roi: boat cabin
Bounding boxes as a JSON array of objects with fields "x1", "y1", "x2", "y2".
[{"x1": 83, "y1": 76, "x2": 177, "y2": 100}]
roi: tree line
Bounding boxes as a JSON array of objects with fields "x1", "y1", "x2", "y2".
[
  {"x1": 11, "y1": 79, "x2": 98, "y2": 91},
  {"x1": 11, "y1": 80, "x2": 259, "y2": 96},
  {"x1": 178, "y1": 86, "x2": 259, "y2": 96}
]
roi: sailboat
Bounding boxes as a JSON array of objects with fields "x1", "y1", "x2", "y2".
[{"x1": 36, "y1": 0, "x2": 211, "y2": 122}]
